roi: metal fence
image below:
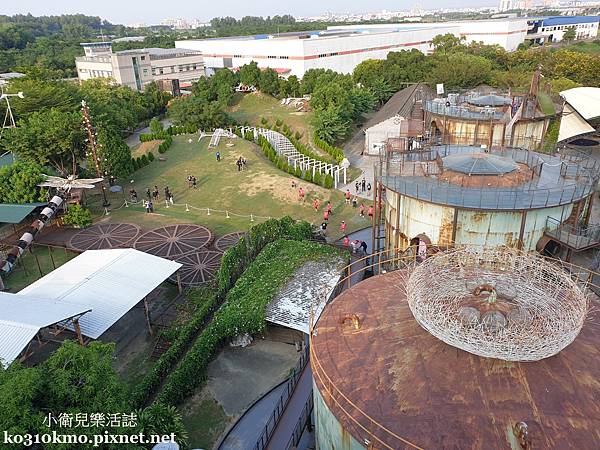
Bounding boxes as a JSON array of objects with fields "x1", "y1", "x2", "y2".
[
  {"x1": 252, "y1": 343, "x2": 310, "y2": 450},
  {"x1": 380, "y1": 144, "x2": 600, "y2": 211},
  {"x1": 284, "y1": 391, "x2": 314, "y2": 450},
  {"x1": 545, "y1": 217, "x2": 600, "y2": 251},
  {"x1": 423, "y1": 99, "x2": 506, "y2": 121}
]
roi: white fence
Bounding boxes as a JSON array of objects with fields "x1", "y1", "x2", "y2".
[{"x1": 241, "y1": 127, "x2": 347, "y2": 188}]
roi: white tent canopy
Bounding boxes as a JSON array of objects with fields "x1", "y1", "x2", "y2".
[
  {"x1": 0, "y1": 292, "x2": 90, "y2": 368},
  {"x1": 18, "y1": 249, "x2": 181, "y2": 339},
  {"x1": 558, "y1": 103, "x2": 596, "y2": 143},
  {"x1": 560, "y1": 87, "x2": 600, "y2": 121}
]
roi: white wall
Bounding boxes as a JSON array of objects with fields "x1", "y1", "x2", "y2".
[{"x1": 538, "y1": 21, "x2": 599, "y2": 42}]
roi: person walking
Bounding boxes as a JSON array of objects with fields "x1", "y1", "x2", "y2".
[
  {"x1": 192, "y1": 176, "x2": 197, "y2": 189},
  {"x1": 367, "y1": 182, "x2": 372, "y2": 197},
  {"x1": 144, "y1": 200, "x2": 150, "y2": 213},
  {"x1": 164, "y1": 186, "x2": 170, "y2": 200},
  {"x1": 130, "y1": 188, "x2": 138, "y2": 202},
  {"x1": 216, "y1": 151, "x2": 221, "y2": 162},
  {"x1": 360, "y1": 240, "x2": 368, "y2": 255},
  {"x1": 368, "y1": 205, "x2": 374, "y2": 220},
  {"x1": 361, "y1": 178, "x2": 366, "y2": 192},
  {"x1": 352, "y1": 196, "x2": 358, "y2": 208},
  {"x1": 359, "y1": 203, "x2": 365, "y2": 218},
  {"x1": 169, "y1": 191, "x2": 174, "y2": 205},
  {"x1": 326, "y1": 201, "x2": 333, "y2": 216},
  {"x1": 343, "y1": 235, "x2": 350, "y2": 247},
  {"x1": 320, "y1": 221, "x2": 328, "y2": 233},
  {"x1": 355, "y1": 181, "x2": 359, "y2": 194},
  {"x1": 323, "y1": 209, "x2": 329, "y2": 222},
  {"x1": 148, "y1": 199, "x2": 154, "y2": 213},
  {"x1": 146, "y1": 188, "x2": 151, "y2": 200},
  {"x1": 236, "y1": 157, "x2": 242, "y2": 172},
  {"x1": 153, "y1": 185, "x2": 159, "y2": 200},
  {"x1": 340, "y1": 221, "x2": 347, "y2": 233},
  {"x1": 313, "y1": 198, "x2": 320, "y2": 212},
  {"x1": 298, "y1": 187, "x2": 305, "y2": 202},
  {"x1": 345, "y1": 190, "x2": 351, "y2": 204}
]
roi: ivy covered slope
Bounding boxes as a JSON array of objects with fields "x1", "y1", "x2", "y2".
[{"x1": 157, "y1": 239, "x2": 343, "y2": 406}]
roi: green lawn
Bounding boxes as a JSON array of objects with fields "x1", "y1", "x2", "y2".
[
  {"x1": 90, "y1": 134, "x2": 369, "y2": 239},
  {"x1": 181, "y1": 392, "x2": 230, "y2": 450},
  {"x1": 562, "y1": 40, "x2": 600, "y2": 54},
  {"x1": 2, "y1": 246, "x2": 77, "y2": 292}
]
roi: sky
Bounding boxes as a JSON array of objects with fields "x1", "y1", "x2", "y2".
[{"x1": 3, "y1": 0, "x2": 498, "y2": 25}]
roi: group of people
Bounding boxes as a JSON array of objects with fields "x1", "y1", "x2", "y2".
[
  {"x1": 236, "y1": 156, "x2": 247, "y2": 171},
  {"x1": 354, "y1": 178, "x2": 372, "y2": 197},
  {"x1": 139, "y1": 185, "x2": 174, "y2": 213},
  {"x1": 186, "y1": 175, "x2": 198, "y2": 189},
  {"x1": 345, "y1": 189, "x2": 373, "y2": 220}
]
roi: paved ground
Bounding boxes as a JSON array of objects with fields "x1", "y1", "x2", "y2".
[
  {"x1": 125, "y1": 118, "x2": 172, "y2": 148},
  {"x1": 206, "y1": 340, "x2": 300, "y2": 416}
]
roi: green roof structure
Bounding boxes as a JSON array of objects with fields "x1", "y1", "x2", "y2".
[{"x1": 0, "y1": 203, "x2": 45, "y2": 224}]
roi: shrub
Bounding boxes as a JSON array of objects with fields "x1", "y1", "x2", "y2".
[
  {"x1": 275, "y1": 118, "x2": 283, "y2": 127},
  {"x1": 294, "y1": 131, "x2": 302, "y2": 140},
  {"x1": 303, "y1": 171, "x2": 313, "y2": 183},
  {"x1": 63, "y1": 204, "x2": 93, "y2": 228},
  {"x1": 323, "y1": 174, "x2": 334, "y2": 189},
  {"x1": 260, "y1": 117, "x2": 268, "y2": 126},
  {"x1": 313, "y1": 132, "x2": 345, "y2": 164},
  {"x1": 244, "y1": 131, "x2": 254, "y2": 141},
  {"x1": 148, "y1": 152, "x2": 155, "y2": 162},
  {"x1": 141, "y1": 154, "x2": 149, "y2": 166},
  {"x1": 312, "y1": 171, "x2": 322, "y2": 185},
  {"x1": 294, "y1": 166, "x2": 302, "y2": 178},
  {"x1": 131, "y1": 158, "x2": 139, "y2": 170}
]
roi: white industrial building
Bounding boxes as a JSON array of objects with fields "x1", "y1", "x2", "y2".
[
  {"x1": 75, "y1": 42, "x2": 205, "y2": 91},
  {"x1": 526, "y1": 16, "x2": 600, "y2": 44},
  {"x1": 175, "y1": 26, "x2": 460, "y2": 78}
]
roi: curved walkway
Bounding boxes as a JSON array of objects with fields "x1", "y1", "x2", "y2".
[{"x1": 218, "y1": 381, "x2": 289, "y2": 450}]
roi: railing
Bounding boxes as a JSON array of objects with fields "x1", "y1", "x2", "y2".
[
  {"x1": 424, "y1": 99, "x2": 506, "y2": 121},
  {"x1": 253, "y1": 342, "x2": 310, "y2": 450},
  {"x1": 545, "y1": 217, "x2": 600, "y2": 250},
  {"x1": 309, "y1": 245, "x2": 600, "y2": 450},
  {"x1": 284, "y1": 390, "x2": 314, "y2": 450},
  {"x1": 380, "y1": 144, "x2": 600, "y2": 211}
]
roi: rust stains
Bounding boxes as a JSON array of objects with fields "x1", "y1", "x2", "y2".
[{"x1": 312, "y1": 272, "x2": 600, "y2": 450}]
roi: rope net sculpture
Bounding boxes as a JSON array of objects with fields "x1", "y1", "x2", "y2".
[{"x1": 405, "y1": 246, "x2": 589, "y2": 361}]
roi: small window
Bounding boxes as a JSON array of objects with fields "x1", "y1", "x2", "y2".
[
  {"x1": 141, "y1": 56, "x2": 146, "y2": 61},
  {"x1": 233, "y1": 54, "x2": 242, "y2": 58},
  {"x1": 143, "y1": 69, "x2": 148, "y2": 76},
  {"x1": 159, "y1": 68, "x2": 164, "y2": 75}
]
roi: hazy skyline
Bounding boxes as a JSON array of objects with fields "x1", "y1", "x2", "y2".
[{"x1": 3, "y1": 0, "x2": 498, "y2": 25}]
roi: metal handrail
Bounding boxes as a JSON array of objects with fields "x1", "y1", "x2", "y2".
[
  {"x1": 284, "y1": 390, "x2": 314, "y2": 450},
  {"x1": 252, "y1": 343, "x2": 310, "y2": 450},
  {"x1": 423, "y1": 99, "x2": 506, "y2": 121}
]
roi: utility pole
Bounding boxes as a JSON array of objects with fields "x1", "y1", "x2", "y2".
[{"x1": 81, "y1": 100, "x2": 110, "y2": 209}]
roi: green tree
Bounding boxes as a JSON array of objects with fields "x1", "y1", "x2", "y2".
[
  {"x1": 168, "y1": 95, "x2": 229, "y2": 130},
  {"x1": 5, "y1": 108, "x2": 85, "y2": 175},
  {"x1": 0, "y1": 160, "x2": 46, "y2": 203},
  {"x1": 239, "y1": 61, "x2": 261, "y2": 87},
  {"x1": 258, "y1": 68, "x2": 280, "y2": 96},
  {"x1": 428, "y1": 53, "x2": 493, "y2": 89},
  {"x1": 96, "y1": 128, "x2": 134, "y2": 179},
  {"x1": 431, "y1": 33, "x2": 466, "y2": 54},
  {"x1": 563, "y1": 27, "x2": 576, "y2": 43},
  {"x1": 149, "y1": 117, "x2": 163, "y2": 134},
  {"x1": 311, "y1": 106, "x2": 351, "y2": 144},
  {"x1": 353, "y1": 59, "x2": 385, "y2": 89}
]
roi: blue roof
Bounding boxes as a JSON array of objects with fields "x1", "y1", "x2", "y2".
[
  {"x1": 541, "y1": 16, "x2": 600, "y2": 26},
  {"x1": 0, "y1": 152, "x2": 14, "y2": 168}
]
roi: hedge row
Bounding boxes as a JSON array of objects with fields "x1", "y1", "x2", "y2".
[
  {"x1": 133, "y1": 217, "x2": 313, "y2": 406},
  {"x1": 139, "y1": 124, "x2": 198, "y2": 142},
  {"x1": 156, "y1": 239, "x2": 340, "y2": 406},
  {"x1": 313, "y1": 132, "x2": 345, "y2": 164},
  {"x1": 158, "y1": 135, "x2": 173, "y2": 154},
  {"x1": 131, "y1": 288, "x2": 218, "y2": 407},
  {"x1": 256, "y1": 135, "x2": 334, "y2": 189}
]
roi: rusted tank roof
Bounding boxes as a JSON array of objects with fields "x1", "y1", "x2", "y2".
[{"x1": 311, "y1": 271, "x2": 600, "y2": 450}]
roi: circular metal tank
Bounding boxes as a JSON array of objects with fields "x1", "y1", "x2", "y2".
[{"x1": 311, "y1": 271, "x2": 600, "y2": 450}]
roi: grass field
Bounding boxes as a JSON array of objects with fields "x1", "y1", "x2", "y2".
[
  {"x1": 89, "y1": 134, "x2": 370, "y2": 239},
  {"x1": 562, "y1": 40, "x2": 600, "y2": 54},
  {"x1": 2, "y1": 245, "x2": 77, "y2": 292}
]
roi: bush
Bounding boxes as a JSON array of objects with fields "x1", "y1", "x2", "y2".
[
  {"x1": 244, "y1": 131, "x2": 254, "y2": 141},
  {"x1": 156, "y1": 240, "x2": 340, "y2": 406},
  {"x1": 294, "y1": 166, "x2": 302, "y2": 178},
  {"x1": 148, "y1": 152, "x2": 155, "y2": 162},
  {"x1": 63, "y1": 204, "x2": 93, "y2": 228},
  {"x1": 314, "y1": 132, "x2": 345, "y2": 164},
  {"x1": 323, "y1": 174, "x2": 334, "y2": 189},
  {"x1": 260, "y1": 117, "x2": 268, "y2": 126},
  {"x1": 275, "y1": 118, "x2": 283, "y2": 127},
  {"x1": 294, "y1": 131, "x2": 302, "y2": 140},
  {"x1": 131, "y1": 158, "x2": 139, "y2": 170},
  {"x1": 312, "y1": 171, "x2": 322, "y2": 185},
  {"x1": 141, "y1": 154, "x2": 149, "y2": 166},
  {"x1": 303, "y1": 171, "x2": 313, "y2": 183}
]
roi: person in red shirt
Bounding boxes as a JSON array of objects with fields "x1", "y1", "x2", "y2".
[
  {"x1": 313, "y1": 199, "x2": 320, "y2": 212},
  {"x1": 345, "y1": 190, "x2": 351, "y2": 204},
  {"x1": 368, "y1": 205, "x2": 374, "y2": 219},
  {"x1": 343, "y1": 235, "x2": 350, "y2": 247},
  {"x1": 323, "y1": 210, "x2": 329, "y2": 221},
  {"x1": 298, "y1": 187, "x2": 305, "y2": 201},
  {"x1": 327, "y1": 201, "x2": 333, "y2": 215},
  {"x1": 359, "y1": 203, "x2": 365, "y2": 217},
  {"x1": 340, "y1": 221, "x2": 347, "y2": 233}
]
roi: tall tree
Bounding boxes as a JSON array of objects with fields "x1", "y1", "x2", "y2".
[
  {"x1": 239, "y1": 61, "x2": 261, "y2": 87},
  {"x1": 0, "y1": 160, "x2": 46, "y2": 203}
]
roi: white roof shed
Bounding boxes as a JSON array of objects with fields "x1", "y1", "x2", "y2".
[
  {"x1": 18, "y1": 248, "x2": 181, "y2": 339},
  {"x1": 0, "y1": 293, "x2": 90, "y2": 368}
]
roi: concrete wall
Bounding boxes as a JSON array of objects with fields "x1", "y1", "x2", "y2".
[
  {"x1": 384, "y1": 190, "x2": 574, "y2": 252},
  {"x1": 538, "y1": 21, "x2": 599, "y2": 42},
  {"x1": 150, "y1": 54, "x2": 205, "y2": 83},
  {"x1": 365, "y1": 116, "x2": 408, "y2": 155},
  {"x1": 314, "y1": 383, "x2": 365, "y2": 450}
]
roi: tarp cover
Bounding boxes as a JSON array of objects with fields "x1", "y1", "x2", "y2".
[
  {"x1": 558, "y1": 103, "x2": 595, "y2": 143},
  {"x1": 561, "y1": 87, "x2": 600, "y2": 121},
  {"x1": 0, "y1": 203, "x2": 45, "y2": 224}
]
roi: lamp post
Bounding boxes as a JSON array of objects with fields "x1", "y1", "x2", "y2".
[{"x1": 81, "y1": 100, "x2": 110, "y2": 208}]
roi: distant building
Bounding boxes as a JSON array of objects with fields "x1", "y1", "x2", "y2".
[
  {"x1": 498, "y1": 0, "x2": 513, "y2": 12},
  {"x1": 176, "y1": 26, "x2": 461, "y2": 78},
  {"x1": 527, "y1": 16, "x2": 600, "y2": 44},
  {"x1": 75, "y1": 42, "x2": 205, "y2": 92},
  {"x1": 0, "y1": 72, "x2": 25, "y2": 86}
]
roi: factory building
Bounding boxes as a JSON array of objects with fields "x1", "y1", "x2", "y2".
[
  {"x1": 175, "y1": 26, "x2": 461, "y2": 78},
  {"x1": 526, "y1": 16, "x2": 600, "y2": 44},
  {"x1": 75, "y1": 42, "x2": 205, "y2": 91}
]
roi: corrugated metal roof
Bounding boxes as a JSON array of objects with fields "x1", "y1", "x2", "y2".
[
  {"x1": 0, "y1": 203, "x2": 46, "y2": 224},
  {"x1": 541, "y1": 16, "x2": 600, "y2": 26},
  {"x1": 18, "y1": 248, "x2": 181, "y2": 339},
  {"x1": 0, "y1": 292, "x2": 90, "y2": 368}
]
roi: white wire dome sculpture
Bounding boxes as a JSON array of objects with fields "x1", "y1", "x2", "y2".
[{"x1": 405, "y1": 246, "x2": 589, "y2": 362}]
